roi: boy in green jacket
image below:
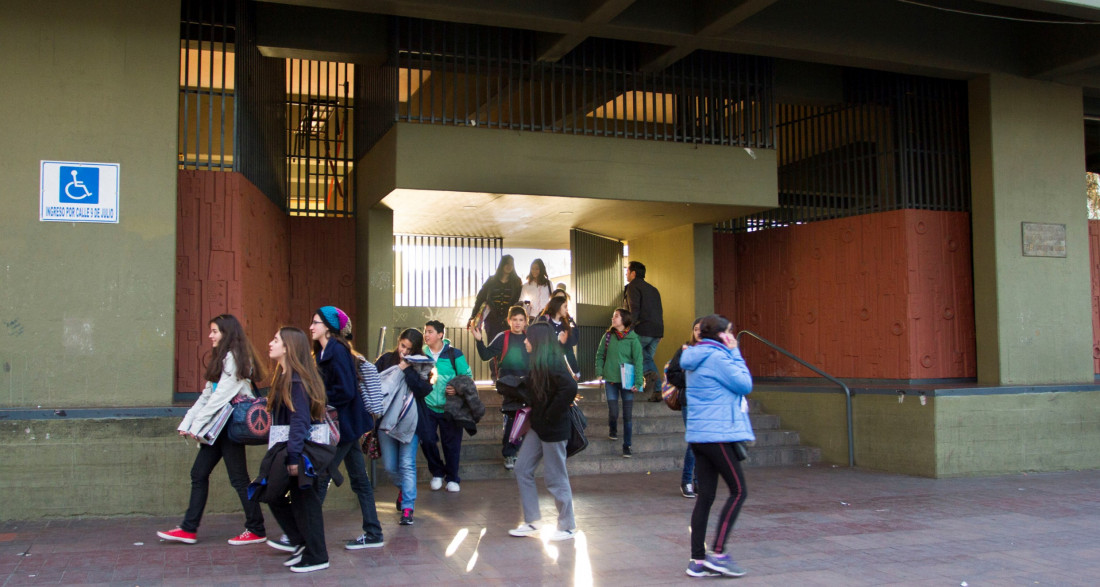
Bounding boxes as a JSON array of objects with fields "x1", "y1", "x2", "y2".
[{"x1": 421, "y1": 320, "x2": 474, "y2": 493}]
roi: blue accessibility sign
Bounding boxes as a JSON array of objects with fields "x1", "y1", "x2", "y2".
[{"x1": 59, "y1": 166, "x2": 99, "y2": 204}]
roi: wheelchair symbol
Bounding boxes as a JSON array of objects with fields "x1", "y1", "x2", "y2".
[
  {"x1": 58, "y1": 166, "x2": 99, "y2": 204},
  {"x1": 64, "y1": 170, "x2": 94, "y2": 200}
]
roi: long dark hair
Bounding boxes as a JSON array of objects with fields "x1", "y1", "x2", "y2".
[
  {"x1": 392, "y1": 328, "x2": 424, "y2": 356},
  {"x1": 539, "y1": 296, "x2": 572, "y2": 332},
  {"x1": 268, "y1": 327, "x2": 327, "y2": 420},
  {"x1": 204, "y1": 314, "x2": 265, "y2": 384},
  {"x1": 526, "y1": 322, "x2": 563, "y2": 409},
  {"x1": 698, "y1": 314, "x2": 733, "y2": 343},
  {"x1": 526, "y1": 258, "x2": 551, "y2": 288},
  {"x1": 493, "y1": 254, "x2": 519, "y2": 282}
]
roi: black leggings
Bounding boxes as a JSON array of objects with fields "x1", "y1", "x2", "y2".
[{"x1": 689, "y1": 442, "x2": 748, "y2": 560}]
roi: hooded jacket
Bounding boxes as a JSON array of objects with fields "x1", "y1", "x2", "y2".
[
  {"x1": 681, "y1": 339, "x2": 754, "y2": 444},
  {"x1": 376, "y1": 351, "x2": 434, "y2": 442}
]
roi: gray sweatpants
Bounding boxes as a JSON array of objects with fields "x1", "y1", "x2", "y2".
[{"x1": 514, "y1": 430, "x2": 575, "y2": 532}]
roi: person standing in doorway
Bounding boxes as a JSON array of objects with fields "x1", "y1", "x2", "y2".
[
  {"x1": 520, "y1": 258, "x2": 554, "y2": 319},
  {"x1": 623, "y1": 261, "x2": 664, "y2": 402},
  {"x1": 307, "y1": 306, "x2": 384, "y2": 552},
  {"x1": 474, "y1": 306, "x2": 530, "y2": 469},
  {"x1": 594, "y1": 308, "x2": 644, "y2": 458},
  {"x1": 468, "y1": 255, "x2": 522, "y2": 379},
  {"x1": 421, "y1": 320, "x2": 474, "y2": 493}
]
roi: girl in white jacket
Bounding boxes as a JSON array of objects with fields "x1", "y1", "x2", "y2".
[{"x1": 158, "y1": 314, "x2": 267, "y2": 546}]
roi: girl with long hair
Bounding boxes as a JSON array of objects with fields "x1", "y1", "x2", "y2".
[
  {"x1": 536, "y1": 294, "x2": 580, "y2": 377},
  {"x1": 468, "y1": 254, "x2": 522, "y2": 344},
  {"x1": 680, "y1": 314, "x2": 753, "y2": 578},
  {"x1": 158, "y1": 314, "x2": 267, "y2": 546},
  {"x1": 307, "y1": 306, "x2": 383, "y2": 550},
  {"x1": 664, "y1": 317, "x2": 704, "y2": 498},
  {"x1": 520, "y1": 258, "x2": 553, "y2": 318},
  {"x1": 594, "y1": 307, "x2": 644, "y2": 458},
  {"x1": 265, "y1": 327, "x2": 330, "y2": 573},
  {"x1": 506, "y1": 321, "x2": 579, "y2": 542},
  {"x1": 374, "y1": 328, "x2": 434, "y2": 526}
]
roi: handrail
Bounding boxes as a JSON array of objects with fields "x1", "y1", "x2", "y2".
[{"x1": 736, "y1": 330, "x2": 855, "y2": 467}]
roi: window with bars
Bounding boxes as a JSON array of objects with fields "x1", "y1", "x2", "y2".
[
  {"x1": 286, "y1": 60, "x2": 356, "y2": 217},
  {"x1": 178, "y1": 0, "x2": 236, "y2": 171}
]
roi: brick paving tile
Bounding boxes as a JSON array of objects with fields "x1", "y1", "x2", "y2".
[{"x1": 5, "y1": 466, "x2": 1100, "y2": 585}]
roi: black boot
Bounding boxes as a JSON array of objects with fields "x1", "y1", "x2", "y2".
[{"x1": 645, "y1": 371, "x2": 661, "y2": 402}]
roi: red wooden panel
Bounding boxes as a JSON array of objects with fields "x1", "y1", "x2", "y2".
[{"x1": 722, "y1": 210, "x2": 976, "y2": 380}]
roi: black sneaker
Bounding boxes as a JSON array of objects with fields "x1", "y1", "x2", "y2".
[
  {"x1": 608, "y1": 431, "x2": 618, "y2": 440},
  {"x1": 681, "y1": 483, "x2": 696, "y2": 498},
  {"x1": 623, "y1": 446, "x2": 632, "y2": 458},
  {"x1": 282, "y1": 545, "x2": 305, "y2": 567},
  {"x1": 289, "y1": 560, "x2": 329, "y2": 573},
  {"x1": 345, "y1": 534, "x2": 384, "y2": 550},
  {"x1": 267, "y1": 536, "x2": 297, "y2": 552},
  {"x1": 400, "y1": 508, "x2": 414, "y2": 525}
]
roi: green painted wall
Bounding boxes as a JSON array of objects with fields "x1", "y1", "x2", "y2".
[
  {"x1": 0, "y1": 0, "x2": 179, "y2": 407},
  {"x1": 968, "y1": 75, "x2": 1091, "y2": 385},
  {"x1": 362, "y1": 123, "x2": 778, "y2": 209},
  {"x1": 936, "y1": 392, "x2": 1100, "y2": 477},
  {"x1": 1, "y1": 418, "x2": 360, "y2": 520},
  {"x1": 356, "y1": 205, "x2": 395, "y2": 356}
]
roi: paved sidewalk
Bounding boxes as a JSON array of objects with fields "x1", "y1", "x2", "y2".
[{"x1": 3, "y1": 465, "x2": 1100, "y2": 586}]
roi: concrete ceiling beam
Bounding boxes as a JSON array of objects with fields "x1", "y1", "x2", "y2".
[
  {"x1": 535, "y1": 0, "x2": 638, "y2": 62},
  {"x1": 637, "y1": 0, "x2": 781, "y2": 73}
]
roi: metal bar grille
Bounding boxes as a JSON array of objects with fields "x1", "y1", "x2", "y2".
[
  {"x1": 394, "y1": 234, "x2": 503, "y2": 307},
  {"x1": 393, "y1": 18, "x2": 773, "y2": 149},
  {"x1": 235, "y1": 0, "x2": 286, "y2": 208},
  {"x1": 178, "y1": 0, "x2": 236, "y2": 171},
  {"x1": 719, "y1": 69, "x2": 969, "y2": 232},
  {"x1": 286, "y1": 60, "x2": 356, "y2": 217}
]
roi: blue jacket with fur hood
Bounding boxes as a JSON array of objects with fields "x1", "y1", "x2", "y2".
[{"x1": 681, "y1": 339, "x2": 754, "y2": 444}]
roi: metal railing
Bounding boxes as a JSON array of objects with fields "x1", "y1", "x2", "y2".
[{"x1": 736, "y1": 330, "x2": 854, "y2": 467}]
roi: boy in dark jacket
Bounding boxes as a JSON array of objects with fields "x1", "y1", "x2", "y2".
[{"x1": 474, "y1": 306, "x2": 530, "y2": 469}]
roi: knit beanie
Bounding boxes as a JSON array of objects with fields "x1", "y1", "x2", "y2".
[{"x1": 317, "y1": 306, "x2": 353, "y2": 340}]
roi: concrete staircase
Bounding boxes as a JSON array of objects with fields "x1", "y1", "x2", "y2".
[{"x1": 408, "y1": 384, "x2": 820, "y2": 482}]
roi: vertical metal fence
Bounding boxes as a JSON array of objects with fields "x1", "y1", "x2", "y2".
[
  {"x1": 394, "y1": 234, "x2": 503, "y2": 307},
  {"x1": 178, "y1": 0, "x2": 236, "y2": 171},
  {"x1": 286, "y1": 60, "x2": 356, "y2": 216},
  {"x1": 719, "y1": 70, "x2": 970, "y2": 232},
  {"x1": 392, "y1": 18, "x2": 773, "y2": 149}
]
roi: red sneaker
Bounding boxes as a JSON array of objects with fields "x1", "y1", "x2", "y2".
[
  {"x1": 157, "y1": 527, "x2": 197, "y2": 544},
  {"x1": 227, "y1": 530, "x2": 266, "y2": 545}
]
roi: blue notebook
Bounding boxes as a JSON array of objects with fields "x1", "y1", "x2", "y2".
[{"x1": 620, "y1": 363, "x2": 635, "y2": 389}]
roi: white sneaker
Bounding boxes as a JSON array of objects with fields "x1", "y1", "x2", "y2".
[
  {"x1": 445, "y1": 481, "x2": 460, "y2": 492},
  {"x1": 430, "y1": 477, "x2": 443, "y2": 491},
  {"x1": 508, "y1": 523, "x2": 538, "y2": 537},
  {"x1": 549, "y1": 529, "x2": 577, "y2": 542}
]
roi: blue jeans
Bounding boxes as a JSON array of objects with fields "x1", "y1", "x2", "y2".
[
  {"x1": 377, "y1": 432, "x2": 418, "y2": 510},
  {"x1": 637, "y1": 335, "x2": 661, "y2": 374},
  {"x1": 316, "y1": 442, "x2": 383, "y2": 540},
  {"x1": 681, "y1": 408, "x2": 695, "y2": 485},
  {"x1": 604, "y1": 381, "x2": 634, "y2": 448}
]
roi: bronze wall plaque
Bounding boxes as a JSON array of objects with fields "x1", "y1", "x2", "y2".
[{"x1": 1021, "y1": 222, "x2": 1066, "y2": 258}]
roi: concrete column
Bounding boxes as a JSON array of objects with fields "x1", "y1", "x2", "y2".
[
  {"x1": 968, "y1": 74, "x2": 1090, "y2": 384},
  {"x1": 356, "y1": 205, "x2": 394, "y2": 358},
  {"x1": 627, "y1": 223, "x2": 716, "y2": 370}
]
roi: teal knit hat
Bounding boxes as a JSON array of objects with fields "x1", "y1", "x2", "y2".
[{"x1": 317, "y1": 306, "x2": 353, "y2": 340}]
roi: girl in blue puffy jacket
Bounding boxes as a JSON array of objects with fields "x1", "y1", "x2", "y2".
[{"x1": 680, "y1": 314, "x2": 752, "y2": 579}]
